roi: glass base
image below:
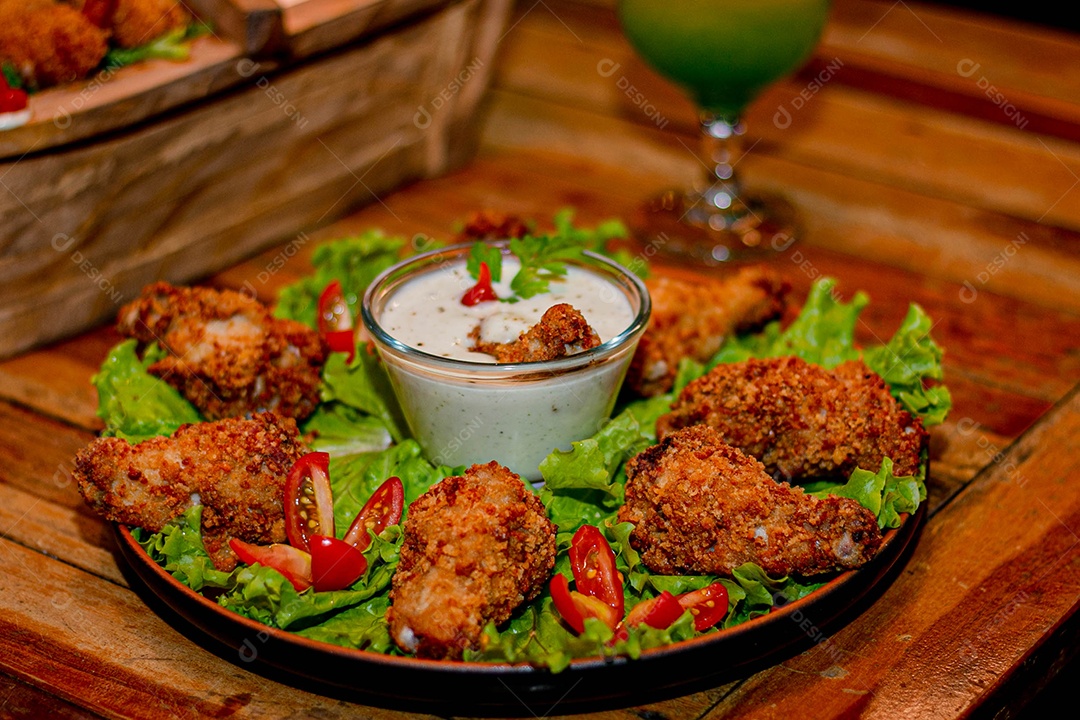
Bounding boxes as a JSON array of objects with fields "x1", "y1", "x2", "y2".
[{"x1": 627, "y1": 188, "x2": 798, "y2": 266}]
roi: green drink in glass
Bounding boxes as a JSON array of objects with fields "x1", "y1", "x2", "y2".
[{"x1": 617, "y1": 0, "x2": 832, "y2": 263}]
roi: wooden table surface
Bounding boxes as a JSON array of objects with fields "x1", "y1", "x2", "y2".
[{"x1": 2, "y1": 0, "x2": 1079, "y2": 717}]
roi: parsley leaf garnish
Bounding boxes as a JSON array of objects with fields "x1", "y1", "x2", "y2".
[{"x1": 465, "y1": 210, "x2": 637, "y2": 302}]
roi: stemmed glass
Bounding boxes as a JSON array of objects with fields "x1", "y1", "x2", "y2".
[{"x1": 617, "y1": 0, "x2": 832, "y2": 264}]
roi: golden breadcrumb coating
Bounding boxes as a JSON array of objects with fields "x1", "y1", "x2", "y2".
[
  {"x1": 75, "y1": 412, "x2": 308, "y2": 570},
  {"x1": 656, "y1": 356, "x2": 928, "y2": 480},
  {"x1": 0, "y1": 2, "x2": 108, "y2": 88},
  {"x1": 388, "y1": 462, "x2": 557, "y2": 659},
  {"x1": 455, "y1": 210, "x2": 531, "y2": 242},
  {"x1": 116, "y1": 282, "x2": 326, "y2": 422},
  {"x1": 626, "y1": 265, "x2": 788, "y2": 397},
  {"x1": 470, "y1": 303, "x2": 600, "y2": 363},
  {"x1": 109, "y1": 0, "x2": 190, "y2": 48},
  {"x1": 618, "y1": 425, "x2": 883, "y2": 578}
]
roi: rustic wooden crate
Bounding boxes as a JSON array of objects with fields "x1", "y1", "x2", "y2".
[{"x1": 0, "y1": 0, "x2": 511, "y2": 359}]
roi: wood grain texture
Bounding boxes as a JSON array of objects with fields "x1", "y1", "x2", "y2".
[
  {"x1": 1, "y1": 0, "x2": 1078, "y2": 717},
  {"x1": 0, "y1": 0, "x2": 509, "y2": 361},
  {"x1": 703, "y1": 389, "x2": 1080, "y2": 720}
]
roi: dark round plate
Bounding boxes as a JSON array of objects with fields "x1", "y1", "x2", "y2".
[{"x1": 115, "y1": 502, "x2": 924, "y2": 716}]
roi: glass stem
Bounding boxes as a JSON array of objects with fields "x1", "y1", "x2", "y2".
[{"x1": 698, "y1": 112, "x2": 745, "y2": 213}]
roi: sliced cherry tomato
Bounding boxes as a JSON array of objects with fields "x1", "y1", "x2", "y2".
[
  {"x1": 284, "y1": 451, "x2": 334, "y2": 552},
  {"x1": 309, "y1": 534, "x2": 368, "y2": 592},
  {"x1": 624, "y1": 591, "x2": 685, "y2": 630},
  {"x1": 342, "y1": 476, "x2": 404, "y2": 550},
  {"x1": 317, "y1": 280, "x2": 355, "y2": 361},
  {"x1": 550, "y1": 574, "x2": 620, "y2": 633},
  {"x1": 677, "y1": 582, "x2": 730, "y2": 632},
  {"x1": 229, "y1": 538, "x2": 312, "y2": 592},
  {"x1": 568, "y1": 524, "x2": 624, "y2": 621},
  {"x1": 461, "y1": 261, "x2": 499, "y2": 306}
]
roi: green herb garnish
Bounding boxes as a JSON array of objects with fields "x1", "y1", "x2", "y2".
[{"x1": 465, "y1": 209, "x2": 635, "y2": 302}]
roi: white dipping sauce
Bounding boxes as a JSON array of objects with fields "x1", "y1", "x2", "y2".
[
  {"x1": 366, "y1": 252, "x2": 647, "y2": 480},
  {"x1": 378, "y1": 259, "x2": 633, "y2": 361}
]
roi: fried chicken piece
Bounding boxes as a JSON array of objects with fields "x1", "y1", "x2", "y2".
[
  {"x1": 618, "y1": 425, "x2": 883, "y2": 578},
  {"x1": 388, "y1": 462, "x2": 557, "y2": 659},
  {"x1": 117, "y1": 282, "x2": 326, "y2": 421},
  {"x1": 470, "y1": 303, "x2": 601, "y2": 363},
  {"x1": 657, "y1": 356, "x2": 928, "y2": 480},
  {"x1": 455, "y1": 210, "x2": 530, "y2": 242},
  {"x1": 75, "y1": 412, "x2": 307, "y2": 570},
  {"x1": 108, "y1": 0, "x2": 190, "y2": 48},
  {"x1": 0, "y1": 2, "x2": 108, "y2": 88},
  {"x1": 625, "y1": 265, "x2": 789, "y2": 397}
]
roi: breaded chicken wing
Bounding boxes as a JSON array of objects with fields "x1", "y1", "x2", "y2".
[
  {"x1": 75, "y1": 412, "x2": 308, "y2": 570},
  {"x1": 470, "y1": 303, "x2": 601, "y2": 363},
  {"x1": 618, "y1": 425, "x2": 883, "y2": 578},
  {"x1": 108, "y1": 0, "x2": 190, "y2": 49},
  {"x1": 117, "y1": 282, "x2": 326, "y2": 421},
  {"x1": 388, "y1": 462, "x2": 557, "y2": 659},
  {"x1": 0, "y1": 1, "x2": 108, "y2": 88},
  {"x1": 656, "y1": 356, "x2": 927, "y2": 480},
  {"x1": 626, "y1": 265, "x2": 788, "y2": 397}
]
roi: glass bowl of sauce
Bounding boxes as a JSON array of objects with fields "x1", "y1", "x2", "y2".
[{"x1": 361, "y1": 242, "x2": 651, "y2": 480}]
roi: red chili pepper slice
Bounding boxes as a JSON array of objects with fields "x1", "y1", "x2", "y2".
[
  {"x1": 283, "y1": 451, "x2": 334, "y2": 553},
  {"x1": 342, "y1": 476, "x2": 404, "y2": 550},
  {"x1": 677, "y1": 582, "x2": 729, "y2": 631},
  {"x1": 229, "y1": 538, "x2": 312, "y2": 592},
  {"x1": 461, "y1": 261, "x2": 499, "y2": 306},
  {"x1": 317, "y1": 280, "x2": 355, "y2": 361},
  {"x1": 308, "y1": 534, "x2": 368, "y2": 592}
]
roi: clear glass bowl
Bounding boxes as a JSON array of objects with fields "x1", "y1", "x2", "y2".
[{"x1": 361, "y1": 242, "x2": 651, "y2": 480}]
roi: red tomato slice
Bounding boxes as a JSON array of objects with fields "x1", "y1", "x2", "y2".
[
  {"x1": 677, "y1": 582, "x2": 730, "y2": 631},
  {"x1": 309, "y1": 535, "x2": 368, "y2": 592},
  {"x1": 0, "y1": 74, "x2": 27, "y2": 113},
  {"x1": 625, "y1": 590, "x2": 685, "y2": 630},
  {"x1": 229, "y1": 538, "x2": 312, "y2": 592},
  {"x1": 342, "y1": 476, "x2": 404, "y2": 550},
  {"x1": 568, "y1": 524, "x2": 624, "y2": 620},
  {"x1": 284, "y1": 451, "x2": 334, "y2": 552},
  {"x1": 317, "y1": 280, "x2": 355, "y2": 361},
  {"x1": 550, "y1": 574, "x2": 620, "y2": 633},
  {"x1": 461, "y1": 261, "x2": 499, "y2": 306}
]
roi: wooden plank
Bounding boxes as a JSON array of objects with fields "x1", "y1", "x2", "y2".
[
  {"x1": 185, "y1": 0, "x2": 285, "y2": 55},
  {"x1": 0, "y1": 37, "x2": 246, "y2": 159},
  {"x1": 0, "y1": 401, "x2": 97, "y2": 512},
  {"x1": 280, "y1": 0, "x2": 454, "y2": 58},
  {"x1": 0, "y1": 481, "x2": 124, "y2": 587},
  {"x1": 491, "y1": 3, "x2": 1080, "y2": 234},
  {"x1": 0, "y1": 538, "x2": 434, "y2": 720},
  {"x1": 0, "y1": 670, "x2": 105, "y2": 720},
  {"x1": 479, "y1": 92, "x2": 1080, "y2": 317},
  {"x1": 0, "y1": 0, "x2": 503, "y2": 361},
  {"x1": 703, "y1": 388, "x2": 1080, "y2": 719}
]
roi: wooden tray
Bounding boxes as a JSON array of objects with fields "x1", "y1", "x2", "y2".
[{"x1": 0, "y1": 0, "x2": 512, "y2": 359}]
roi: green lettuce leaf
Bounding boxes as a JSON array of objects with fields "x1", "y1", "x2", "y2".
[
  {"x1": 809, "y1": 456, "x2": 926, "y2": 529},
  {"x1": 134, "y1": 506, "x2": 231, "y2": 592},
  {"x1": 93, "y1": 339, "x2": 201, "y2": 443},
  {"x1": 707, "y1": 277, "x2": 950, "y2": 426},
  {"x1": 319, "y1": 350, "x2": 410, "y2": 443},
  {"x1": 301, "y1": 402, "x2": 392, "y2": 456},
  {"x1": 274, "y1": 229, "x2": 409, "y2": 329}
]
